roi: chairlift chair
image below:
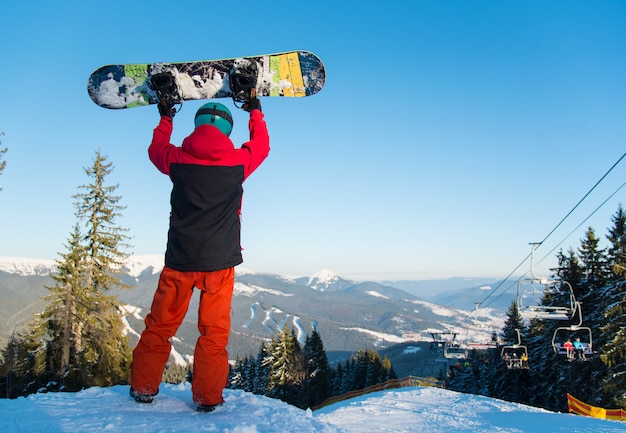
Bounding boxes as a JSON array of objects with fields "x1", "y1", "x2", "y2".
[
  {"x1": 430, "y1": 332, "x2": 458, "y2": 350},
  {"x1": 501, "y1": 329, "x2": 530, "y2": 370},
  {"x1": 468, "y1": 336, "x2": 499, "y2": 351},
  {"x1": 551, "y1": 301, "x2": 593, "y2": 361},
  {"x1": 444, "y1": 341, "x2": 469, "y2": 359},
  {"x1": 516, "y1": 244, "x2": 577, "y2": 321},
  {"x1": 517, "y1": 280, "x2": 577, "y2": 321},
  {"x1": 470, "y1": 304, "x2": 501, "y2": 350}
]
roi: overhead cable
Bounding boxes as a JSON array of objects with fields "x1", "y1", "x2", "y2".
[{"x1": 477, "y1": 152, "x2": 626, "y2": 310}]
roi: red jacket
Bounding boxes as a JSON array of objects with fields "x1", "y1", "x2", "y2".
[{"x1": 148, "y1": 110, "x2": 270, "y2": 272}]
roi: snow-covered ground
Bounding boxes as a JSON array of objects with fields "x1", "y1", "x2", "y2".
[{"x1": 0, "y1": 383, "x2": 623, "y2": 433}]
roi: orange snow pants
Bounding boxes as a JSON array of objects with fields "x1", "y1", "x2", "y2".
[{"x1": 130, "y1": 266, "x2": 234, "y2": 406}]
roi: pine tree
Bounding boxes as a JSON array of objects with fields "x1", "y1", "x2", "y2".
[
  {"x1": 242, "y1": 355, "x2": 258, "y2": 392},
  {"x1": 267, "y1": 325, "x2": 302, "y2": 403},
  {"x1": 0, "y1": 131, "x2": 6, "y2": 191},
  {"x1": 491, "y1": 301, "x2": 532, "y2": 404},
  {"x1": 552, "y1": 248, "x2": 584, "y2": 299},
  {"x1": 73, "y1": 150, "x2": 131, "y2": 293},
  {"x1": 601, "y1": 281, "x2": 626, "y2": 409},
  {"x1": 600, "y1": 206, "x2": 626, "y2": 408},
  {"x1": 228, "y1": 355, "x2": 258, "y2": 393},
  {"x1": 382, "y1": 355, "x2": 397, "y2": 381},
  {"x1": 331, "y1": 348, "x2": 394, "y2": 395},
  {"x1": 446, "y1": 353, "x2": 478, "y2": 395},
  {"x1": 69, "y1": 150, "x2": 132, "y2": 388},
  {"x1": 0, "y1": 151, "x2": 133, "y2": 394},
  {"x1": 162, "y1": 363, "x2": 192, "y2": 384},
  {"x1": 0, "y1": 325, "x2": 48, "y2": 397},
  {"x1": 578, "y1": 227, "x2": 610, "y2": 300},
  {"x1": 339, "y1": 356, "x2": 356, "y2": 394},
  {"x1": 526, "y1": 316, "x2": 569, "y2": 411},
  {"x1": 607, "y1": 205, "x2": 626, "y2": 279},
  {"x1": 40, "y1": 224, "x2": 88, "y2": 388},
  {"x1": 500, "y1": 301, "x2": 525, "y2": 347},
  {"x1": 303, "y1": 330, "x2": 331, "y2": 407},
  {"x1": 580, "y1": 229, "x2": 611, "y2": 405},
  {"x1": 228, "y1": 355, "x2": 246, "y2": 391},
  {"x1": 253, "y1": 342, "x2": 271, "y2": 396},
  {"x1": 329, "y1": 362, "x2": 344, "y2": 396},
  {"x1": 352, "y1": 350, "x2": 368, "y2": 391},
  {"x1": 364, "y1": 349, "x2": 383, "y2": 388}
]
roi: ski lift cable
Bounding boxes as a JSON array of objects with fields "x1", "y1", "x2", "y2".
[
  {"x1": 535, "y1": 181, "x2": 626, "y2": 267},
  {"x1": 536, "y1": 152, "x2": 626, "y2": 247},
  {"x1": 479, "y1": 276, "x2": 523, "y2": 309},
  {"x1": 476, "y1": 257, "x2": 528, "y2": 308},
  {"x1": 480, "y1": 182, "x2": 626, "y2": 309},
  {"x1": 476, "y1": 152, "x2": 626, "y2": 310},
  {"x1": 479, "y1": 243, "x2": 548, "y2": 309}
]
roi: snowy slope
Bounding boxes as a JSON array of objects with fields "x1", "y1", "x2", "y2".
[{"x1": 0, "y1": 384, "x2": 623, "y2": 433}]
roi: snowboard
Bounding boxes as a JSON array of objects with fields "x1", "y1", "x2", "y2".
[{"x1": 87, "y1": 50, "x2": 325, "y2": 109}]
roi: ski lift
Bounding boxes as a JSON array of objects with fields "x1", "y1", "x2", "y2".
[
  {"x1": 429, "y1": 332, "x2": 457, "y2": 350},
  {"x1": 518, "y1": 280, "x2": 577, "y2": 320},
  {"x1": 551, "y1": 301, "x2": 593, "y2": 361},
  {"x1": 469, "y1": 341, "x2": 498, "y2": 350},
  {"x1": 501, "y1": 329, "x2": 529, "y2": 370},
  {"x1": 517, "y1": 244, "x2": 576, "y2": 320},
  {"x1": 469, "y1": 303, "x2": 501, "y2": 350},
  {"x1": 470, "y1": 331, "x2": 501, "y2": 350},
  {"x1": 444, "y1": 341, "x2": 469, "y2": 359}
]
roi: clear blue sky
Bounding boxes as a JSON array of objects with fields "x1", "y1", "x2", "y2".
[{"x1": 1, "y1": 1, "x2": 625, "y2": 281}]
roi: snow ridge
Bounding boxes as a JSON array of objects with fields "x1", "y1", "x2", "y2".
[
  {"x1": 0, "y1": 255, "x2": 259, "y2": 279},
  {"x1": 124, "y1": 254, "x2": 164, "y2": 277},
  {"x1": 0, "y1": 256, "x2": 56, "y2": 276}
]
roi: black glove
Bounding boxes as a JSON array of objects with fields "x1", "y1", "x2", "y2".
[
  {"x1": 242, "y1": 96, "x2": 261, "y2": 112},
  {"x1": 158, "y1": 98, "x2": 176, "y2": 118}
]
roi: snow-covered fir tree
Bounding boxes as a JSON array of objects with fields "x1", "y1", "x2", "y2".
[{"x1": 0, "y1": 151, "x2": 132, "y2": 395}]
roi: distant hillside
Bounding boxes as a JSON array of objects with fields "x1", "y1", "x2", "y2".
[{"x1": 0, "y1": 257, "x2": 506, "y2": 373}]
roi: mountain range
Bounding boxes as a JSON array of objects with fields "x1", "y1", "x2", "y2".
[{"x1": 0, "y1": 256, "x2": 510, "y2": 375}]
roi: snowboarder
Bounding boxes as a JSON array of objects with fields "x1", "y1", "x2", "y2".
[{"x1": 129, "y1": 91, "x2": 269, "y2": 412}]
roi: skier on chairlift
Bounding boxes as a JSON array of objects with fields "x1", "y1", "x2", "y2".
[
  {"x1": 563, "y1": 339, "x2": 574, "y2": 360},
  {"x1": 573, "y1": 337, "x2": 585, "y2": 360}
]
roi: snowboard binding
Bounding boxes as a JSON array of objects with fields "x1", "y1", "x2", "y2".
[
  {"x1": 229, "y1": 60, "x2": 259, "y2": 109},
  {"x1": 149, "y1": 71, "x2": 183, "y2": 111}
]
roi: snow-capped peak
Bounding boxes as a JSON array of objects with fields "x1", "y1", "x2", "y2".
[
  {"x1": 308, "y1": 269, "x2": 341, "y2": 286},
  {"x1": 306, "y1": 269, "x2": 354, "y2": 292}
]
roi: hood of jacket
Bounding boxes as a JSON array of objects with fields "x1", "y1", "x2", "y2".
[{"x1": 181, "y1": 124, "x2": 235, "y2": 161}]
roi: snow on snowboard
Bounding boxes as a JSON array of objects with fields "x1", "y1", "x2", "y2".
[{"x1": 87, "y1": 50, "x2": 325, "y2": 109}]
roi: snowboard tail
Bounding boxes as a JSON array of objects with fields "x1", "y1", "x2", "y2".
[{"x1": 87, "y1": 51, "x2": 325, "y2": 109}]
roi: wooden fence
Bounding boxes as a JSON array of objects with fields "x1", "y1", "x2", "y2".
[{"x1": 312, "y1": 376, "x2": 445, "y2": 410}]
